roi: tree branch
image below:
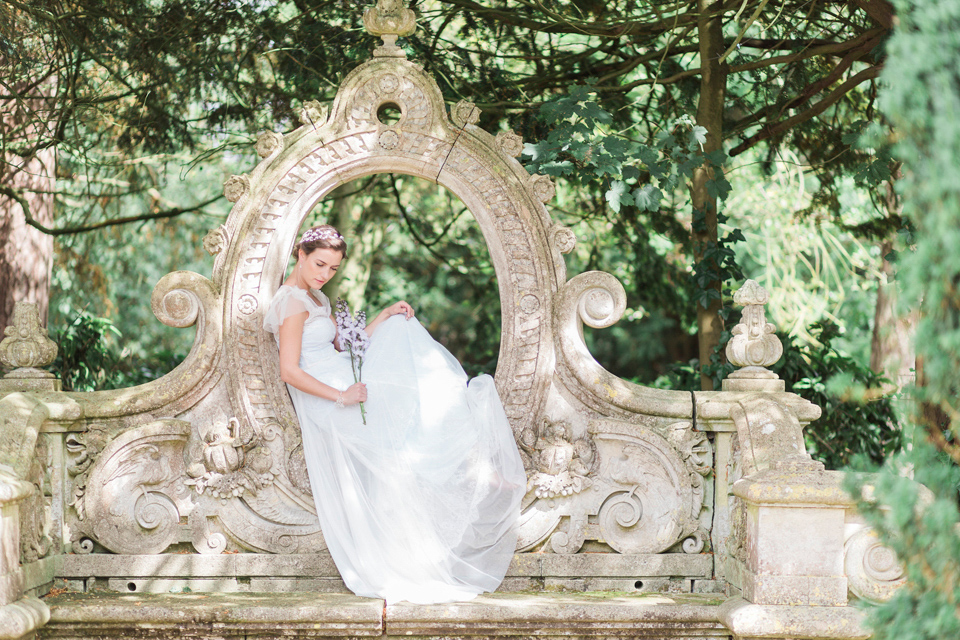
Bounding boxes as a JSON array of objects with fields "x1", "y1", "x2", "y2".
[
  {"x1": 729, "y1": 65, "x2": 882, "y2": 156},
  {"x1": 0, "y1": 185, "x2": 222, "y2": 236}
]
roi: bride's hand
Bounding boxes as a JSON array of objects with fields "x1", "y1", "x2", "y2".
[
  {"x1": 342, "y1": 382, "x2": 367, "y2": 405},
  {"x1": 383, "y1": 301, "x2": 415, "y2": 320}
]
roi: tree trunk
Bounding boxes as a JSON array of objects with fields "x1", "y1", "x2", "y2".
[
  {"x1": 0, "y1": 90, "x2": 55, "y2": 332},
  {"x1": 323, "y1": 183, "x2": 388, "y2": 312},
  {"x1": 870, "y1": 167, "x2": 917, "y2": 391},
  {"x1": 870, "y1": 240, "x2": 917, "y2": 390},
  {"x1": 692, "y1": 0, "x2": 728, "y2": 391}
]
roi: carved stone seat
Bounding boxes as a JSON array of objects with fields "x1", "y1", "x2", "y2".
[{"x1": 0, "y1": 2, "x2": 905, "y2": 640}]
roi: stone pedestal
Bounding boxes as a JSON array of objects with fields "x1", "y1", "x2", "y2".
[
  {"x1": 0, "y1": 467, "x2": 50, "y2": 640},
  {"x1": 726, "y1": 457, "x2": 868, "y2": 640}
]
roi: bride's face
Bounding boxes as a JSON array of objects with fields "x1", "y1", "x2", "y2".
[{"x1": 299, "y1": 247, "x2": 343, "y2": 289}]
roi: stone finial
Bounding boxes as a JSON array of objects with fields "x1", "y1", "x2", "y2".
[
  {"x1": 722, "y1": 279, "x2": 785, "y2": 392},
  {"x1": 0, "y1": 302, "x2": 61, "y2": 392},
  {"x1": 0, "y1": 302, "x2": 57, "y2": 370},
  {"x1": 363, "y1": 0, "x2": 417, "y2": 58}
]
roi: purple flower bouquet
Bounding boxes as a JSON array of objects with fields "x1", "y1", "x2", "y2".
[{"x1": 335, "y1": 298, "x2": 370, "y2": 424}]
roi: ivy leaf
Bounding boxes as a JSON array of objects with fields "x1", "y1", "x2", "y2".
[
  {"x1": 706, "y1": 149, "x2": 727, "y2": 166},
  {"x1": 605, "y1": 180, "x2": 633, "y2": 212},
  {"x1": 691, "y1": 125, "x2": 708, "y2": 150}
]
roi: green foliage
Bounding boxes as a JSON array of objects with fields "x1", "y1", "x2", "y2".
[
  {"x1": 525, "y1": 88, "x2": 728, "y2": 216},
  {"x1": 775, "y1": 322, "x2": 901, "y2": 469},
  {"x1": 50, "y1": 309, "x2": 184, "y2": 392},
  {"x1": 848, "y1": 0, "x2": 960, "y2": 636},
  {"x1": 50, "y1": 311, "x2": 121, "y2": 392},
  {"x1": 849, "y1": 441, "x2": 960, "y2": 639}
]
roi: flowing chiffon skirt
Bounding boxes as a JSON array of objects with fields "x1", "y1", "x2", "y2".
[{"x1": 287, "y1": 315, "x2": 526, "y2": 604}]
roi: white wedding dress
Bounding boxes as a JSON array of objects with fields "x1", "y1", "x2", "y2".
[{"x1": 264, "y1": 285, "x2": 526, "y2": 604}]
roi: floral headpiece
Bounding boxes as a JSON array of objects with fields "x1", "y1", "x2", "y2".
[{"x1": 300, "y1": 228, "x2": 343, "y2": 244}]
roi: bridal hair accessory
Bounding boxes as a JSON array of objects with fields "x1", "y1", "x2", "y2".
[
  {"x1": 335, "y1": 298, "x2": 370, "y2": 424},
  {"x1": 301, "y1": 227, "x2": 343, "y2": 244}
]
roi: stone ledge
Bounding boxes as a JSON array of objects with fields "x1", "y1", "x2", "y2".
[
  {"x1": 387, "y1": 592, "x2": 727, "y2": 637},
  {"x1": 40, "y1": 591, "x2": 729, "y2": 640},
  {"x1": 718, "y1": 597, "x2": 869, "y2": 640},
  {"x1": 41, "y1": 592, "x2": 384, "y2": 638}
]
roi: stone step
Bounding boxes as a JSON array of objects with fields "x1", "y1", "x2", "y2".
[{"x1": 40, "y1": 591, "x2": 730, "y2": 640}]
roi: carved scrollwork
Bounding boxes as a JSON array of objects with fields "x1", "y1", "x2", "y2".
[
  {"x1": 555, "y1": 271, "x2": 692, "y2": 419},
  {"x1": 151, "y1": 272, "x2": 216, "y2": 329},
  {"x1": 202, "y1": 224, "x2": 231, "y2": 256},
  {"x1": 552, "y1": 225, "x2": 577, "y2": 254},
  {"x1": 517, "y1": 418, "x2": 707, "y2": 555},
  {"x1": 20, "y1": 437, "x2": 52, "y2": 563},
  {"x1": 549, "y1": 514, "x2": 587, "y2": 554},
  {"x1": 845, "y1": 526, "x2": 906, "y2": 603},
  {"x1": 75, "y1": 420, "x2": 192, "y2": 555},
  {"x1": 599, "y1": 487, "x2": 644, "y2": 532},
  {"x1": 73, "y1": 538, "x2": 94, "y2": 554},
  {"x1": 531, "y1": 174, "x2": 556, "y2": 203},
  {"x1": 682, "y1": 528, "x2": 709, "y2": 554},
  {"x1": 65, "y1": 425, "x2": 109, "y2": 522}
]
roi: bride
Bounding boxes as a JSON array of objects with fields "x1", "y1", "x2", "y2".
[{"x1": 263, "y1": 224, "x2": 526, "y2": 604}]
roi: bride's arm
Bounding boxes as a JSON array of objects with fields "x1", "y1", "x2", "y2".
[
  {"x1": 278, "y1": 311, "x2": 366, "y2": 405},
  {"x1": 365, "y1": 300, "x2": 415, "y2": 336}
]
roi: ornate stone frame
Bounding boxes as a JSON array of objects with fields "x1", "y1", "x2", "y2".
[{"x1": 214, "y1": 56, "x2": 567, "y2": 445}]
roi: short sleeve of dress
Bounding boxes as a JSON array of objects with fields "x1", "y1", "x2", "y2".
[{"x1": 263, "y1": 286, "x2": 330, "y2": 336}]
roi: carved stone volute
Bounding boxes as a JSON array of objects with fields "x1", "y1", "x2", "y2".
[
  {"x1": 0, "y1": 301, "x2": 60, "y2": 392},
  {"x1": 723, "y1": 280, "x2": 785, "y2": 392}
]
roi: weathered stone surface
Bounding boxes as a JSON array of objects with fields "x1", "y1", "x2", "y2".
[
  {"x1": 0, "y1": 596, "x2": 49, "y2": 640},
  {"x1": 539, "y1": 553, "x2": 713, "y2": 578},
  {"x1": 719, "y1": 597, "x2": 869, "y2": 640},
  {"x1": 0, "y1": 302, "x2": 58, "y2": 394},
  {"x1": 734, "y1": 461, "x2": 853, "y2": 608},
  {"x1": 723, "y1": 281, "x2": 784, "y2": 393},
  {"x1": 843, "y1": 523, "x2": 906, "y2": 604},
  {"x1": 41, "y1": 592, "x2": 383, "y2": 639},
  {"x1": 386, "y1": 591, "x2": 727, "y2": 638},
  {"x1": 56, "y1": 552, "x2": 712, "y2": 588},
  {"x1": 21, "y1": 556, "x2": 57, "y2": 595},
  {"x1": 9, "y1": 0, "x2": 720, "y2": 565}
]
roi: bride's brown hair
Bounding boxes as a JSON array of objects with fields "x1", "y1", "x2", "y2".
[{"x1": 293, "y1": 224, "x2": 347, "y2": 259}]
